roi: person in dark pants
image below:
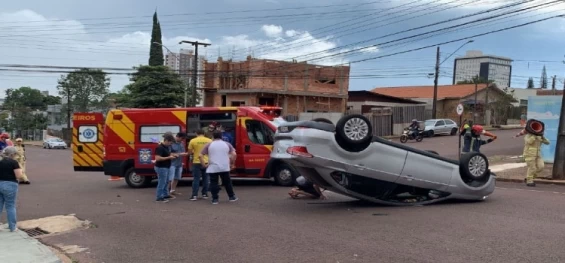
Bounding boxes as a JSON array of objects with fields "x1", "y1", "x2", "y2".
[
  {"x1": 288, "y1": 176, "x2": 326, "y2": 199},
  {"x1": 154, "y1": 134, "x2": 178, "y2": 203},
  {"x1": 199, "y1": 131, "x2": 237, "y2": 205}
]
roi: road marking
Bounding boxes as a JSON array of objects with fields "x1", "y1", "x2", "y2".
[
  {"x1": 490, "y1": 163, "x2": 527, "y2": 172},
  {"x1": 496, "y1": 187, "x2": 565, "y2": 196}
]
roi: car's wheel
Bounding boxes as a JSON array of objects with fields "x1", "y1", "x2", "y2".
[
  {"x1": 312, "y1": 118, "x2": 333, "y2": 124},
  {"x1": 427, "y1": 130, "x2": 434, "y2": 137},
  {"x1": 450, "y1": 128, "x2": 458, "y2": 135},
  {"x1": 124, "y1": 167, "x2": 152, "y2": 188},
  {"x1": 399, "y1": 134, "x2": 408, "y2": 143},
  {"x1": 48, "y1": 144, "x2": 52, "y2": 149},
  {"x1": 335, "y1": 114, "x2": 372, "y2": 152},
  {"x1": 273, "y1": 163, "x2": 296, "y2": 187},
  {"x1": 416, "y1": 134, "x2": 424, "y2": 142},
  {"x1": 426, "y1": 150, "x2": 439, "y2": 155},
  {"x1": 43, "y1": 144, "x2": 46, "y2": 149},
  {"x1": 460, "y1": 152, "x2": 489, "y2": 181}
]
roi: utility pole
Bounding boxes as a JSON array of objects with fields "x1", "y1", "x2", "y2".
[
  {"x1": 179, "y1": 40, "x2": 211, "y2": 107},
  {"x1": 473, "y1": 75, "x2": 478, "y2": 125},
  {"x1": 66, "y1": 87, "x2": 72, "y2": 130},
  {"x1": 551, "y1": 75, "x2": 556, "y2": 95},
  {"x1": 552, "y1": 58, "x2": 565, "y2": 179},
  {"x1": 432, "y1": 46, "x2": 440, "y2": 119}
]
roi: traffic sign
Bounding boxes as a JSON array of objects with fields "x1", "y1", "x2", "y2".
[{"x1": 456, "y1": 103, "x2": 464, "y2": 116}]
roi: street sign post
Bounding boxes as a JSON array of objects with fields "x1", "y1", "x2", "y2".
[{"x1": 456, "y1": 103, "x2": 464, "y2": 159}]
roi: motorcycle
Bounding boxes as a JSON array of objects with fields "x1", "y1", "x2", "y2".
[{"x1": 400, "y1": 128, "x2": 424, "y2": 143}]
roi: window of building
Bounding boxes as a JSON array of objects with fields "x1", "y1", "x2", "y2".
[
  {"x1": 139, "y1": 125, "x2": 181, "y2": 143},
  {"x1": 245, "y1": 120, "x2": 274, "y2": 145}
]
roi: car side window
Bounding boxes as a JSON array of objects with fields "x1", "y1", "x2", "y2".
[
  {"x1": 435, "y1": 120, "x2": 445, "y2": 126},
  {"x1": 445, "y1": 120, "x2": 455, "y2": 125},
  {"x1": 245, "y1": 120, "x2": 274, "y2": 145}
]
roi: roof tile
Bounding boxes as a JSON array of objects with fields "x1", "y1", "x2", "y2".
[{"x1": 372, "y1": 84, "x2": 488, "y2": 99}]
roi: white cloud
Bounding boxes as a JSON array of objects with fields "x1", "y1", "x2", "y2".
[
  {"x1": 358, "y1": 46, "x2": 379, "y2": 53},
  {"x1": 261, "y1": 25, "x2": 283, "y2": 38},
  {"x1": 527, "y1": 111, "x2": 560, "y2": 120},
  {"x1": 285, "y1": 30, "x2": 297, "y2": 37}
]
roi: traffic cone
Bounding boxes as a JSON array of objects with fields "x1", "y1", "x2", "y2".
[{"x1": 108, "y1": 176, "x2": 123, "y2": 181}]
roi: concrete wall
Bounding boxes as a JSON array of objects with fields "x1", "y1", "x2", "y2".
[{"x1": 347, "y1": 101, "x2": 424, "y2": 111}]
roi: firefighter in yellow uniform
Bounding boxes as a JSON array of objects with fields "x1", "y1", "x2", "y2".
[
  {"x1": 522, "y1": 132, "x2": 550, "y2": 187},
  {"x1": 14, "y1": 138, "x2": 30, "y2": 184}
]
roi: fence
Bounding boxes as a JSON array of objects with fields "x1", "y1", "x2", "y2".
[{"x1": 10, "y1": 129, "x2": 44, "y2": 142}]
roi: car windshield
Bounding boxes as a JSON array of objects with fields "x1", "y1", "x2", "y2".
[
  {"x1": 424, "y1": 120, "x2": 435, "y2": 126},
  {"x1": 269, "y1": 117, "x2": 287, "y2": 128},
  {"x1": 49, "y1": 138, "x2": 63, "y2": 142}
]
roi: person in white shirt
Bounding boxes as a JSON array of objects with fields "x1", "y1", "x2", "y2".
[{"x1": 200, "y1": 131, "x2": 238, "y2": 205}]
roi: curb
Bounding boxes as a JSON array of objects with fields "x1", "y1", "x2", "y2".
[{"x1": 496, "y1": 177, "x2": 565, "y2": 186}]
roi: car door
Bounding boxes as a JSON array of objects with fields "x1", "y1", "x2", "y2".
[
  {"x1": 435, "y1": 120, "x2": 446, "y2": 134},
  {"x1": 236, "y1": 117, "x2": 273, "y2": 178}
]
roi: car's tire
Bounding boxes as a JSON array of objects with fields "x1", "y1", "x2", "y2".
[
  {"x1": 312, "y1": 118, "x2": 333, "y2": 124},
  {"x1": 48, "y1": 145, "x2": 52, "y2": 149},
  {"x1": 400, "y1": 135, "x2": 408, "y2": 143},
  {"x1": 428, "y1": 130, "x2": 434, "y2": 137},
  {"x1": 335, "y1": 114, "x2": 372, "y2": 152},
  {"x1": 426, "y1": 150, "x2": 439, "y2": 155},
  {"x1": 124, "y1": 167, "x2": 152, "y2": 188},
  {"x1": 273, "y1": 163, "x2": 296, "y2": 187},
  {"x1": 416, "y1": 134, "x2": 424, "y2": 142},
  {"x1": 450, "y1": 128, "x2": 458, "y2": 135},
  {"x1": 460, "y1": 152, "x2": 489, "y2": 181}
]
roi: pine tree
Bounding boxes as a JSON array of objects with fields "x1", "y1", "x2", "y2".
[
  {"x1": 540, "y1": 65, "x2": 548, "y2": 89},
  {"x1": 527, "y1": 77, "x2": 535, "y2": 89},
  {"x1": 148, "y1": 11, "x2": 164, "y2": 66}
]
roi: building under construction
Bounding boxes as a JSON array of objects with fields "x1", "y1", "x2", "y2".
[{"x1": 201, "y1": 56, "x2": 350, "y2": 116}]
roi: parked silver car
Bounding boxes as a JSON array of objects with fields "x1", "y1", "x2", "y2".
[
  {"x1": 424, "y1": 119, "x2": 459, "y2": 137},
  {"x1": 271, "y1": 114, "x2": 495, "y2": 206},
  {"x1": 43, "y1": 138, "x2": 67, "y2": 149}
]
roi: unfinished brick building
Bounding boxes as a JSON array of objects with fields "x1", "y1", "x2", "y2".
[{"x1": 201, "y1": 56, "x2": 350, "y2": 116}]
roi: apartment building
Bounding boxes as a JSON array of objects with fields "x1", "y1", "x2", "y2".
[{"x1": 453, "y1": 50, "x2": 513, "y2": 89}]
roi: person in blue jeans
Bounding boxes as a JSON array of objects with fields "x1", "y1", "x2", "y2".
[
  {"x1": 169, "y1": 132, "x2": 188, "y2": 195},
  {"x1": 0, "y1": 146, "x2": 24, "y2": 232},
  {"x1": 154, "y1": 134, "x2": 178, "y2": 203}
]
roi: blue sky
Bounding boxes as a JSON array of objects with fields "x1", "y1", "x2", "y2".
[{"x1": 0, "y1": 0, "x2": 564, "y2": 97}]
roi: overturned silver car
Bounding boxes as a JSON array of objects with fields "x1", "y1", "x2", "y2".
[{"x1": 271, "y1": 115, "x2": 496, "y2": 206}]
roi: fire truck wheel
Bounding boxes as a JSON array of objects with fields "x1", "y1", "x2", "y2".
[{"x1": 124, "y1": 167, "x2": 152, "y2": 188}]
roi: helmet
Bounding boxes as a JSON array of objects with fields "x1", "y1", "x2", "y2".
[
  {"x1": 471, "y1": 125, "x2": 484, "y2": 135},
  {"x1": 0, "y1": 133, "x2": 9, "y2": 139}
]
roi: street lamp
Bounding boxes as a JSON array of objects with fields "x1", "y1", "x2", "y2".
[
  {"x1": 152, "y1": 42, "x2": 189, "y2": 107},
  {"x1": 431, "y1": 40, "x2": 475, "y2": 119}
]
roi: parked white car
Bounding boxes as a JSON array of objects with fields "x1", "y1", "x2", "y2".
[
  {"x1": 424, "y1": 119, "x2": 459, "y2": 137},
  {"x1": 43, "y1": 138, "x2": 67, "y2": 149}
]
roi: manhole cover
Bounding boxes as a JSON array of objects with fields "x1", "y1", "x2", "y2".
[{"x1": 19, "y1": 227, "x2": 50, "y2": 237}]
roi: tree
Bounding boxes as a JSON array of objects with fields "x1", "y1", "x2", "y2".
[
  {"x1": 527, "y1": 77, "x2": 535, "y2": 89},
  {"x1": 4, "y1": 87, "x2": 49, "y2": 111},
  {"x1": 457, "y1": 75, "x2": 491, "y2": 84},
  {"x1": 540, "y1": 65, "x2": 548, "y2": 89},
  {"x1": 148, "y1": 11, "x2": 164, "y2": 66},
  {"x1": 57, "y1": 68, "x2": 111, "y2": 113},
  {"x1": 490, "y1": 87, "x2": 516, "y2": 125},
  {"x1": 122, "y1": 65, "x2": 185, "y2": 108}
]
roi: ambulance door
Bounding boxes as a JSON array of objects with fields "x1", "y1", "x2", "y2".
[
  {"x1": 73, "y1": 113, "x2": 105, "y2": 172},
  {"x1": 236, "y1": 117, "x2": 274, "y2": 177}
]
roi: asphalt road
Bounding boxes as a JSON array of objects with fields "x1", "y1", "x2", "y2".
[
  {"x1": 14, "y1": 142, "x2": 565, "y2": 263},
  {"x1": 393, "y1": 128, "x2": 524, "y2": 159}
]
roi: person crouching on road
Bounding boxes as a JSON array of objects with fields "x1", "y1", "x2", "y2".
[
  {"x1": 461, "y1": 125, "x2": 496, "y2": 153},
  {"x1": 14, "y1": 138, "x2": 30, "y2": 184},
  {"x1": 199, "y1": 131, "x2": 238, "y2": 205},
  {"x1": 0, "y1": 146, "x2": 25, "y2": 232},
  {"x1": 169, "y1": 132, "x2": 188, "y2": 196},
  {"x1": 514, "y1": 128, "x2": 550, "y2": 187},
  {"x1": 188, "y1": 130, "x2": 212, "y2": 201},
  {"x1": 154, "y1": 134, "x2": 178, "y2": 203},
  {"x1": 288, "y1": 176, "x2": 326, "y2": 200}
]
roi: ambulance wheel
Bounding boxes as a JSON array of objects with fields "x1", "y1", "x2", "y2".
[
  {"x1": 274, "y1": 163, "x2": 297, "y2": 187},
  {"x1": 125, "y1": 167, "x2": 152, "y2": 188}
]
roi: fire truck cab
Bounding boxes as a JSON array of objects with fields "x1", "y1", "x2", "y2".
[{"x1": 71, "y1": 106, "x2": 298, "y2": 188}]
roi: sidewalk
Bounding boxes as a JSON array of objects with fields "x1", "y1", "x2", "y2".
[
  {"x1": 0, "y1": 226, "x2": 62, "y2": 263},
  {"x1": 491, "y1": 162, "x2": 565, "y2": 185},
  {"x1": 383, "y1": 125, "x2": 523, "y2": 139},
  {"x1": 24, "y1": 141, "x2": 44, "y2": 147}
]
